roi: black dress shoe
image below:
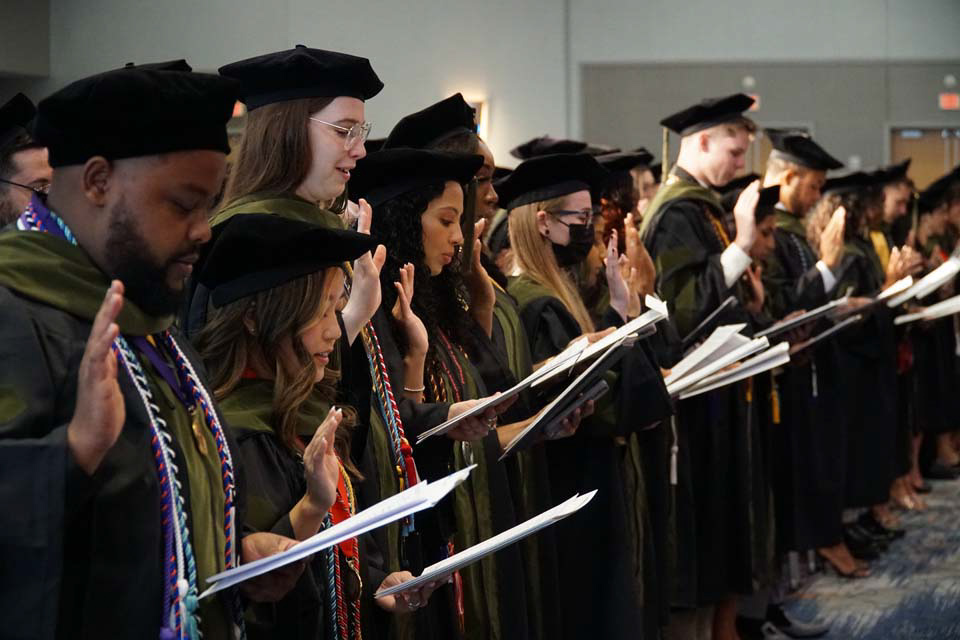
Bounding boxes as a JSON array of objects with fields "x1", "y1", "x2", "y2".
[
  {"x1": 913, "y1": 481, "x2": 933, "y2": 494},
  {"x1": 845, "y1": 522, "x2": 890, "y2": 550},
  {"x1": 925, "y1": 461, "x2": 960, "y2": 480},
  {"x1": 858, "y1": 511, "x2": 906, "y2": 541},
  {"x1": 843, "y1": 529, "x2": 882, "y2": 560},
  {"x1": 767, "y1": 604, "x2": 830, "y2": 638}
]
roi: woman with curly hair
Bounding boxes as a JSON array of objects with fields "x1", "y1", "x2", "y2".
[
  {"x1": 351, "y1": 147, "x2": 589, "y2": 640},
  {"x1": 193, "y1": 214, "x2": 436, "y2": 640},
  {"x1": 806, "y1": 173, "x2": 921, "y2": 574},
  {"x1": 383, "y1": 94, "x2": 568, "y2": 640}
]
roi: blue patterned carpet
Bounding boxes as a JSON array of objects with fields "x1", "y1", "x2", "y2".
[{"x1": 784, "y1": 479, "x2": 960, "y2": 639}]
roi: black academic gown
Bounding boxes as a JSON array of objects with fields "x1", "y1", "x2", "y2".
[
  {"x1": 640, "y1": 170, "x2": 763, "y2": 606},
  {"x1": 832, "y1": 237, "x2": 898, "y2": 508},
  {"x1": 508, "y1": 274, "x2": 673, "y2": 640},
  {"x1": 0, "y1": 286, "x2": 241, "y2": 640},
  {"x1": 761, "y1": 209, "x2": 847, "y2": 551}
]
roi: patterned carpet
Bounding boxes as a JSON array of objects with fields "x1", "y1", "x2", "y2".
[{"x1": 783, "y1": 478, "x2": 960, "y2": 639}]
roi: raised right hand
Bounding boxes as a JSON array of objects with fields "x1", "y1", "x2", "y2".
[
  {"x1": 392, "y1": 263, "x2": 429, "y2": 357},
  {"x1": 820, "y1": 206, "x2": 846, "y2": 270},
  {"x1": 303, "y1": 407, "x2": 343, "y2": 514},
  {"x1": 733, "y1": 180, "x2": 760, "y2": 252},
  {"x1": 68, "y1": 280, "x2": 125, "y2": 475}
]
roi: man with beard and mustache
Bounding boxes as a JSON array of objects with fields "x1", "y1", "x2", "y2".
[
  {"x1": 0, "y1": 93, "x2": 52, "y2": 225},
  {"x1": 0, "y1": 63, "x2": 300, "y2": 640}
]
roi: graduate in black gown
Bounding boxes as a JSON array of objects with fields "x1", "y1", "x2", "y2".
[
  {"x1": 383, "y1": 93, "x2": 566, "y2": 640},
  {"x1": 500, "y1": 152, "x2": 674, "y2": 640},
  {"x1": 193, "y1": 214, "x2": 437, "y2": 639},
  {"x1": 638, "y1": 94, "x2": 774, "y2": 640},
  {"x1": 0, "y1": 63, "x2": 303, "y2": 640},
  {"x1": 352, "y1": 147, "x2": 588, "y2": 640},
  {"x1": 805, "y1": 172, "x2": 922, "y2": 567},
  {"x1": 0, "y1": 92, "x2": 51, "y2": 225},
  {"x1": 758, "y1": 130, "x2": 857, "y2": 626}
]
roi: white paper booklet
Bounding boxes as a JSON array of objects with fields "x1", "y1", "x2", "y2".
[
  {"x1": 887, "y1": 257, "x2": 960, "y2": 307},
  {"x1": 200, "y1": 465, "x2": 475, "y2": 599},
  {"x1": 678, "y1": 342, "x2": 791, "y2": 399},
  {"x1": 894, "y1": 292, "x2": 960, "y2": 325},
  {"x1": 665, "y1": 324, "x2": 748, "y2": 384},
  {"x1": 375, "y1": 491, "x2": 598, "y2": 598},
  {"x1": 416, "y1": 296, "x2": 668, "y2": 443}
]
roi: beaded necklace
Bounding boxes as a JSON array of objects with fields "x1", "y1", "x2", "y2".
[{"x1": 19, "y1": 199, "x2": 240, "y2": 640}]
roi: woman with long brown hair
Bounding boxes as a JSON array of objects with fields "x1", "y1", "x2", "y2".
[
  {"x1": 193, "y1": 213, "x2": 435, "y2": 639},
  {"x1": 501, "y1": 152, "x2": 674, "y2": 640}
]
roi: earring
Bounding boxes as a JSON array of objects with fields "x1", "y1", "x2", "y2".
[{"x1": 544, "y1": 229, "x2": 550, "y2": 236}]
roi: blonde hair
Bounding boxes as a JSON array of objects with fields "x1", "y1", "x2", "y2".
[{"x1": 508, "y1": 196, "x2": 596, "y2": 333}]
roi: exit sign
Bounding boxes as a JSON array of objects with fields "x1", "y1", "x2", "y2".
[{"x1": 940, "y1": 92, "x2": 960, "y2": 110}]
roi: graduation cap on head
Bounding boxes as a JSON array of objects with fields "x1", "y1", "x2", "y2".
[
  {"x1": 348, "y1": 148, "x2": 483, "y2": 208},
  {"x1": 364, "y1": 137, "x2": 386, "y2": 153},
  {"x1": 718, "y1": 173, "x2": 761, "y2": 194},
  {"x1": 917, "y1": 168, "x2": 959, "y2": 213},
  {"x1": 219, "y1": 45, "x2": 383, "y2": 110},
  {"x1": 719, "y1": 182, "x2": 780, "y2": 221},
  {"x1": 0, "y1": 93, "x2": 36, "y2": 149},
  {"x1": 584, "y1": 143, "x2": 620, "y2": 156},
  {"x1": 822, "y1": 171, "x2": 874, "y2": 196},
  {"x1": 122, "y1": 59, "x2": 193, "y2": 72},
  {"x1": 34, "y1": 66, "x2": 239, "y2": 167},
  {"x1": 660, "y1": 93, "x2": 756, "y2": 136},
  {"x1": 198, "y1": 213, "x2": 377, "y2": 307},
  {"x1": 510, "y1": 135, "x2": 588, "y2": 160},
  {"x1": 594, "y1": 148, "x2": 655, "y2": 174},
  {"x1": 497, "y1": 153, "x2": 608, "y2": 210},
  {"x1": 383, "y1": 93, "x2": 477, "y2": 149},
  {"x1": 765, "y1": 128, "x2": 843, "y2": 171},
  {"x1": 650, "y1": 162, "x2": 662, "y2": 183},
  {"x1": 871, "y1": 159, "x2": 911, "y2": 186}
]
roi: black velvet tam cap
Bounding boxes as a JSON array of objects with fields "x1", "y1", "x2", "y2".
[
  {"x1": 660, "y1": 93, "x2": 755, "y2": 136},
  {"x1": 219, "y1": 45, "x2": 383, "y2": 110},
  {"x1": 34, "y1": 66, "x2": 239, "y2": 167},
  {"x1": 383, "y1": 93, "x2": 476, "y2": 149},
  {"x1": 720, "y1": 181, "x2": 780, "y2": 221},
  {"x1": 199, "y1": 213, "x2": 377, "y2": 307},
  {"x1": 0, "y1": 93, "x2": 36, "y2": 148},
  {"x1": 766, "y1": 128, "x2": 844, "y2": 171},
  {"x1": 719, "y1": 173, "x2": 761, "y2": 193},
  {"x1": 364, "y1": 137, "x2": 386, "y2": 153},
  {"x1": 871, "y1": 159, "x2": 911, "y2": 186},
  {"x1": 822, "y1": 171, "x2": 874, "y2": 195},
  {"x1": 121, "y1": 59, "x2": 193, "y2": 72},
  {"x1": 510, "y1": 135, "x2": 589, "y2": 160},
  {"x1": 918, "y1": 167, "x2": 959, "y2": 212},
  {"x1": 595, "y1": 148, "x2": 655, "y2": 173},
  {"x1": 497, "y1": 153, "x2": 608, "y2": 210},
  {"x1": 349, "y1": 148, "x2": 483, "y2": 208}
]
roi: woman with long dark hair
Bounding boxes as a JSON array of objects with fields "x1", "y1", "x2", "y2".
[{"x1": 193, "y1": 213, "x2": 435, "y2": 639}]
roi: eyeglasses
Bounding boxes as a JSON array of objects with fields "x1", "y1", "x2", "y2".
[
  {"x1": 308, "y1": 118, "x2": 373, "y2": 150},
  {"x1": 0, "y1": 177, "x2": 50, "y2": 195},
  {"x1": 547, "y1": 209, "x2": 594, "y2": 225}
]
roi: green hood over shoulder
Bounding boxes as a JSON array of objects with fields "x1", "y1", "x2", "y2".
[
  {"x1": 0, "y1": 231, "x2": 173, "y2": 335},
  {"x1": 212, "y1": 192, "x2": 344, "y2": 229}
]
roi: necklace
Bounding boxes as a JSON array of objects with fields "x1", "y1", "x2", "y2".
[{"x1": 19, "y1": 200, "x2": 240, "y2": 640}]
